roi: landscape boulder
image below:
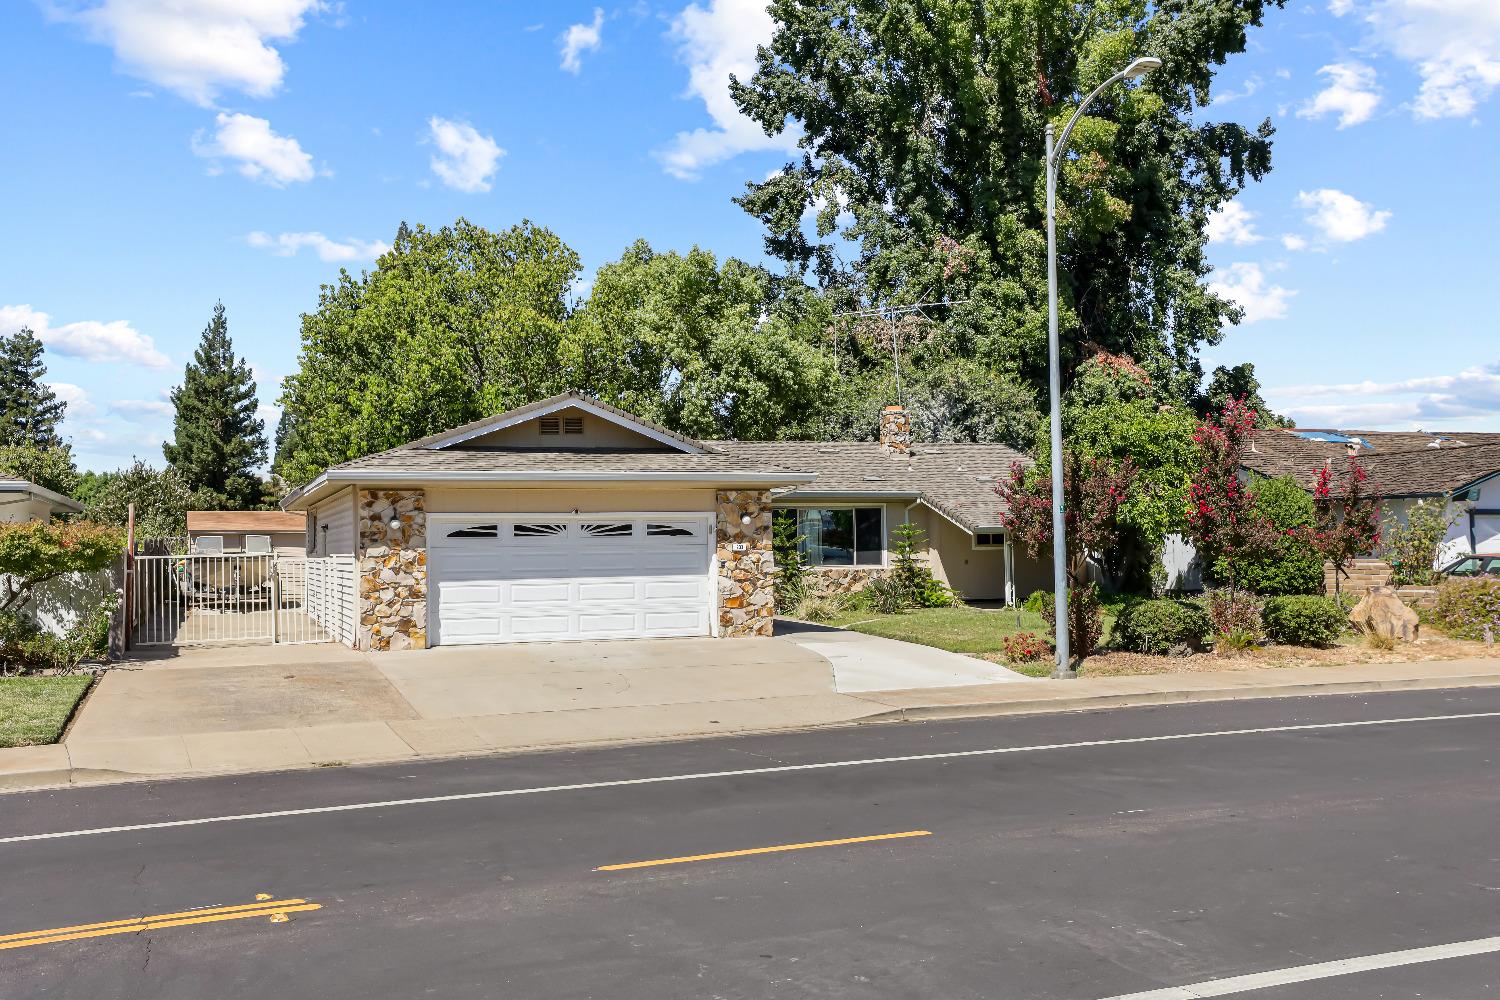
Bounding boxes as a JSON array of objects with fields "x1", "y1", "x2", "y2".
[{"x1": 1348, "y1": 587, "x2": 1420, "y2": 642}]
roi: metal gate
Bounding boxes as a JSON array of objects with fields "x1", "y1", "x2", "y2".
[{"x1": 129, "y1": 554, "x2": 356, "y2": 648}]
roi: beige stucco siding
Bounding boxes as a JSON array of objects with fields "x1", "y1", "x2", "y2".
[
  {"x1": 422, "y1": 486, "x2": 716, "y2": 515},
  {"x1": 924, "y1": 516, "x2": 1007, "y2": 600},
  {"x1": 466, "y1": 406, "x2": 675, "y2": 450}
]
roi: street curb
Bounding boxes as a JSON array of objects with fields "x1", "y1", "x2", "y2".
[
  {"x1": 855, "y1": 673, "x2": 1500, "y2": 723},
  {"x1": 5, "y1": 672, "x2": 1500, "y2": 794}
]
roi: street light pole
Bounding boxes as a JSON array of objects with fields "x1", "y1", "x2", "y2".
[{"x1": 1043, "y1": 56, "x2": 1161, "y2": 680}]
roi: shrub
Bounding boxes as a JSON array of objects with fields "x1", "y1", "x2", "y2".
[
  {"x1": 1112, "y1": 599, "x2": 1211, "y2": 655},
  {"x1": 1210, "y1": 476, "x2": 1324, "y2": 595},
  {"x1": 1366, "y1": 630, "x2": 1398, "y2": 651},
  {"x1": 1261, "y1": 595, "x2": 1347, "y2": 647},
  {"x1": 1215, "y1": 627, "x2": 1261, "y2": 653},
  {"x1": 1022, "y1": 589, "x2": 1049, "y2": 614},
  {"x1": 1035, "y1": 585, "x2": 1104, "y2": 659},
  {"x1": 1436, "y1": 578, "x2": 1500, "y2": 641},
  {"x1": 863, "y1": 576, "x2": 907, "y2": 615},
  {"x1": 0, "y1": 597, "x2": 116, "y2": 675},
  {"x1": 1002, "y1": 631, "x2": 1050, "y2": 664},
  {"x1": 1204, "y1": 588, "x2": 1264, "y2": 641},
  {"x1": 890, "y1": 522, "x2": 951, "y2": 607},
  {"x1": 790, "y1": 594, "x2": 838, "y2": 623},
  {"x1": 771, "y1": 511, "x2": 808, "y2": 607},
  {"x1": 1382, "y1": 499, "x2": 1454, "y2": 587}
]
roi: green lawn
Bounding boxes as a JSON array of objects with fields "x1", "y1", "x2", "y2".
[
  {"x1": 0, "y1": 675, "x2": 93, "y2": 748},
  {"x1": 815, "y1": 600, "x2": 1124, "y2": 677}
]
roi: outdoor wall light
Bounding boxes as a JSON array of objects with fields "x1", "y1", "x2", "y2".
[{"x1": 740, "y1": 513, "x2": 753, "y2": 526}]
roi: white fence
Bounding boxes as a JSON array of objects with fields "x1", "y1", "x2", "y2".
[{"x1": 129, "y1": 554, "x2": 357, "y2": 648}]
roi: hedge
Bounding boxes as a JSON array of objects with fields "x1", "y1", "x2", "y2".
[
  {"x1": 1261, "y1": 595, "x2": 1347, "y2": 647},
  {"x1": 1112, "y1": 598, "x2": 1211, "y2": 655},
  {"x1": 1436, "y1": 578, "x2": 1500, "y2": 641}
]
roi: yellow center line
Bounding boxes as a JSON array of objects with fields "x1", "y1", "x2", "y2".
[
  {"x1": 0, "y1": 899, "x2": 320, "y2": 951},
  {"x1": 595, "y1": 830, "x2": 933, "y2": 872}
]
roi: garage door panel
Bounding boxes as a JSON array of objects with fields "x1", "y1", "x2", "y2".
[{"x1": 430, "y1": 515, "x2": 713, "y2": 645}]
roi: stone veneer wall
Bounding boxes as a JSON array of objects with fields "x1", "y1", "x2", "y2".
[
  {"x1": 812, "y1": 567, "x2": 886, "y2": 596},
  {"x1": 716, "y1": 489, "x2": 775, "y2": 637},
  {"x1": 357, "y1": 489, "x2": 428, "y2": 651}
]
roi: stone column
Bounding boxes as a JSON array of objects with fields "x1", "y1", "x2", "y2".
[
  {"x1": 716, "y1": 489, "x2": 775, "y2": 637},
  {"x1": 357, "y1": 489, "x2": 427, "y2": 651}
]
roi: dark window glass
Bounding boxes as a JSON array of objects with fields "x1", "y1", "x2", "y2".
[
  {"x1": 647, "y1": 523, "x2": 696, "y2": 537},
  {"x1": 582, "y1": 522, "x2": 633, "y2": 537},
  {"x1": 513, "y1": 523, "x2": 566, "y2": 538},
  {"x1": 854, "y1": 508, "x2": 884, "y2": 565},
  {"x1": 798, "y1": 509, "x2": 853, "y2": 566},
  {"x1": 448, "y1": 524, "x2": 499, "y2": 538}
]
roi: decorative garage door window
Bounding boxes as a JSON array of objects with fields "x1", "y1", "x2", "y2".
[
  {"x1": 647, "y1": 522, "x2": 698, "y2": 538},
  {"x1": 513, "y1": 523, "x2": 566, "y2": 538},
  {"x1": 775, "y1": 507, "x2": 885, "y2": 566},
  {"x1": 447, "y1": 524, "x2": 500, "y2": 538},
  {"x1": 582, "y1": 522, "x2": 634, "y2": 537}
]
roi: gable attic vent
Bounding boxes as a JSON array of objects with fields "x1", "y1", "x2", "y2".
[
  {"x1": 539, "y1": 417, "x2": 561, "y2": 435},
  {"x1": 564, "y1": 415, "x2": 584, "y2": 434}
]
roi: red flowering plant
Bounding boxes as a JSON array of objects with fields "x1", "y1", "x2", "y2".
[
  {"x1": 1184, "y1": 398, "x2": 1280, "y2": 598},
  {"x1": 1304, "y1": 458, "x2": 1381, "y2": 603},
  {"x1": 998, "y1": 451, "x2": 1136, "y2": 662},
  {"x1": 1001, "y1": 631, "x2": 1050, "y2": 664}
]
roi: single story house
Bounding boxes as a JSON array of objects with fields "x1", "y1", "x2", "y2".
[
  {"x1": 186, "y1": 510, "x2": 307, "y2": 557},
  {"x1": 1242, "y1": 428, "x2": 1500, "y2": 565},
  {"x1": 282, "y1": 392, "x2": 1044, "y2": 651},
  {"x1": 0, "y1": 478, "x2": 83, "y2": 523}
]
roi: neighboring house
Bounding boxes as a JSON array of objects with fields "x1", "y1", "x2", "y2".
[
  {"x1": 1242, "y1": 428, "x2": 1500, "y2": 565},
  {"x1": 282, "y1": 392, "x2": 1044, "y2": 651},
  {"x1": 0, "y1": 478, "x2": 83, "y2": 523},
  {"x1": 186, "y1": 510, "x2": 307, "y2": 557}
]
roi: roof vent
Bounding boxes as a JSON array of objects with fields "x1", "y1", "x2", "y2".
[
  {"x1": 818, "y1": 447, "x2": 840, "y2": 455},
  {"x1": 539, "y1": 417, "x2": 560, "y2": 435},
  {"x1": 862, "y1": 476, "x2": 885, "y2": 482},
  {"x1": 563, "y1": 415, "x2": 584, "y2": 434}
]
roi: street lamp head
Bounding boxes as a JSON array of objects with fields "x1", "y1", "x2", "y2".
[{"x1": 1123, "y1": 57, "x2": 1163, "y2": 79}]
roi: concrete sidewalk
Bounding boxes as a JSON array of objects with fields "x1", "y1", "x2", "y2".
[{"x1": 5, "y1": 652, "x2": 1500, "y2": 792}]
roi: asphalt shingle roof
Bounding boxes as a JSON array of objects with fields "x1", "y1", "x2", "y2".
[
  {"x1": 1242, "y1": 429, "x2": 1500, "y2": 497},
  {"x1": 330, "y1": 447, "x2": 798, "y2": 476},
  {"x1": 711, "y1": 440, "x2": 1031, "y2": 530}
]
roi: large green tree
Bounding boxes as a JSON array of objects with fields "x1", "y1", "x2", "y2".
[
  {"x1": 277, "y1": 219, "x2": 581, "y2": 486},
  {"x1": 81, "y1": 460, "x2": 217, "y2": 539},
  {"x1": 0, "y1": 328, "x2": 67, "y2": 448},
  {"x1": 0, "y1": 444, "x2": 80, "y2": 497},
  {"x1": 568, "y1": 241, "x2": 837, "y2": 439},
  {"x1": 163, "y1": 303, "x2": 267, "y2": 508},
  {"x1": 732, "y1": 0, "x2": 1281, "y2": 402}
]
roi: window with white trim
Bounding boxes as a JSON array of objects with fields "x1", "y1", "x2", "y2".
[
  {"x1": 974, "y1": 532, "x2": 1005, "y2": 548},
  {"x1": 774, "y1": 507, "x2": 885, "y2": 567}
]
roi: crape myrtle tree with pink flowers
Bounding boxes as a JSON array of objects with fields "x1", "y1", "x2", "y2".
[
  {"x1": 1184, "y1": 398, "x2": 1280, "y2": 599},
  {"x1": 1308, "y1": 460, "x2": 1382, "y2": 602},
  {"x1": 999, "y1": 452, "x2": 1136, "y2": 661}
]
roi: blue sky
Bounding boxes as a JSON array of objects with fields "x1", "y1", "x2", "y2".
[{"x1": 2, "y1": 1, "x2": 1498, "y2": 474}]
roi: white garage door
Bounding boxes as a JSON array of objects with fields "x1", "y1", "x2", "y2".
[{"x1": 429, "y1": 515, "x2": 714, "y2": 645}]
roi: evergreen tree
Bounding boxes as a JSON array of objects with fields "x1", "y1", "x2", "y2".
[
  {"x1": 163, "y1": 303, "x2": 268, "y2": 508},
  {"x1": 0, "y1": 327, "x2": 67, "y2": 448}
]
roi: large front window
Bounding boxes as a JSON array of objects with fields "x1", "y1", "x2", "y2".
[{"x1": 777, "y1": 507, "x2": 885, "y2": 567}]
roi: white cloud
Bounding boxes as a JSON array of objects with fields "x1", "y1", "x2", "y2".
[
  {"x1": 1206, "y1": 263, "x2": 1294, "y2": 325},
  {"x1": 54, "y1": 0, "x2": 325, "y2": 106},
  {"x1": 1215, "y1": 74, "x2": 1263, "y2": 105},
  {"x1": 426, "y1": 117, "x2": 505, "y2": 193},
  {"x1": 1206, "y1": 202, "x2": 1263, "y2": 246},
  {"x1": 192, "y1": 113, "x2": 316, "y2": 186},
  {"x1": 560, "y1": 8, "x2": 604, "y2": 74},
  {"x1": 1328, "y1": 0, "x2": 1354, "y2": 15},
  {"x1": 1298, "y1": 62, "x2": 1381, "y2": 128},
  {"x1": 1349, "y1": 1, "x2": 1500, "y2": 119},
  {"x1": 46, "y1": 382, "x2": 98, "y2": 419},
  {"x1": 0, "y1": 304, "x2": 170, "y2": 370},
  {"x1": 1282, "y1": 234, "x2": 1309, "y2": 251},
  {"x1": 111, "y1": 398, "x2": 174, "y2": 419},
  {"x1": 1272, "y1": 362, "x2": 1500, "y2": 425},
  {"x1": 1297, "y1": 188, "x2": 1392, "y2": 243},
  {"x1": 657, "y1": 0, "x2": 798, "y2": 180},
  {"x1": 247, "y1": 231, "x2": 389, "y2": 262}
]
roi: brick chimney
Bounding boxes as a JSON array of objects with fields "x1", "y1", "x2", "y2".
[{"x1": 879, "y1": 404, "x2": 912, "y2": 455}]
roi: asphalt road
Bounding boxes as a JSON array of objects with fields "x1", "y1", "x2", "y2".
[{"x1": 3, "y1": 688, "x2": 1500, "y2": 999}]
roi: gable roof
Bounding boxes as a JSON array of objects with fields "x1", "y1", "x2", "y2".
[
  {"x1": 712, "y1": 440, "x2": 1030, "y2": 532},
  {"x1": 0, "y1": 478, "x2": 84, "y2": 514},
  {"x1": 1243, "y1": 429, "x2": 1500, "y2": 498},
  {"x1": 405, "y1": 392, "x2": 711, "y2": 454},
  {"x1": 187, "y1": 511, "x2": 307, "y2": 534}
]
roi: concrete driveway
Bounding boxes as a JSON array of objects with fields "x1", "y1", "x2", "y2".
[{"x1": 52, "y1": 628, "x2": 1028, "y2": 783}]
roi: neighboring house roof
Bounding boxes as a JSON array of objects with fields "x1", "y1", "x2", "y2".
[
  {"x1": 328, "y1": 448, "x2": 800, "y2": 477},
  {"x1": 0, "y1": 478, "x2": 84, "y2": 514},
  {"x1": 712, "y1": 440, "x2": 1031, "y2": 532},
  {"x1": 1243, "y1": 429, "x2": 1500, "y2": 499},
  {"x1": 187, "y1": 511, "x2": 307, "y2": 533}
]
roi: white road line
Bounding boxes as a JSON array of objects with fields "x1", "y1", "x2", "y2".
[
  {"x1": 1099, "y1": 934, "x2": 1500, "y2": 998},
  {"x1": 2, "y1": 710, "x2": 1498, "y2": 846}
]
